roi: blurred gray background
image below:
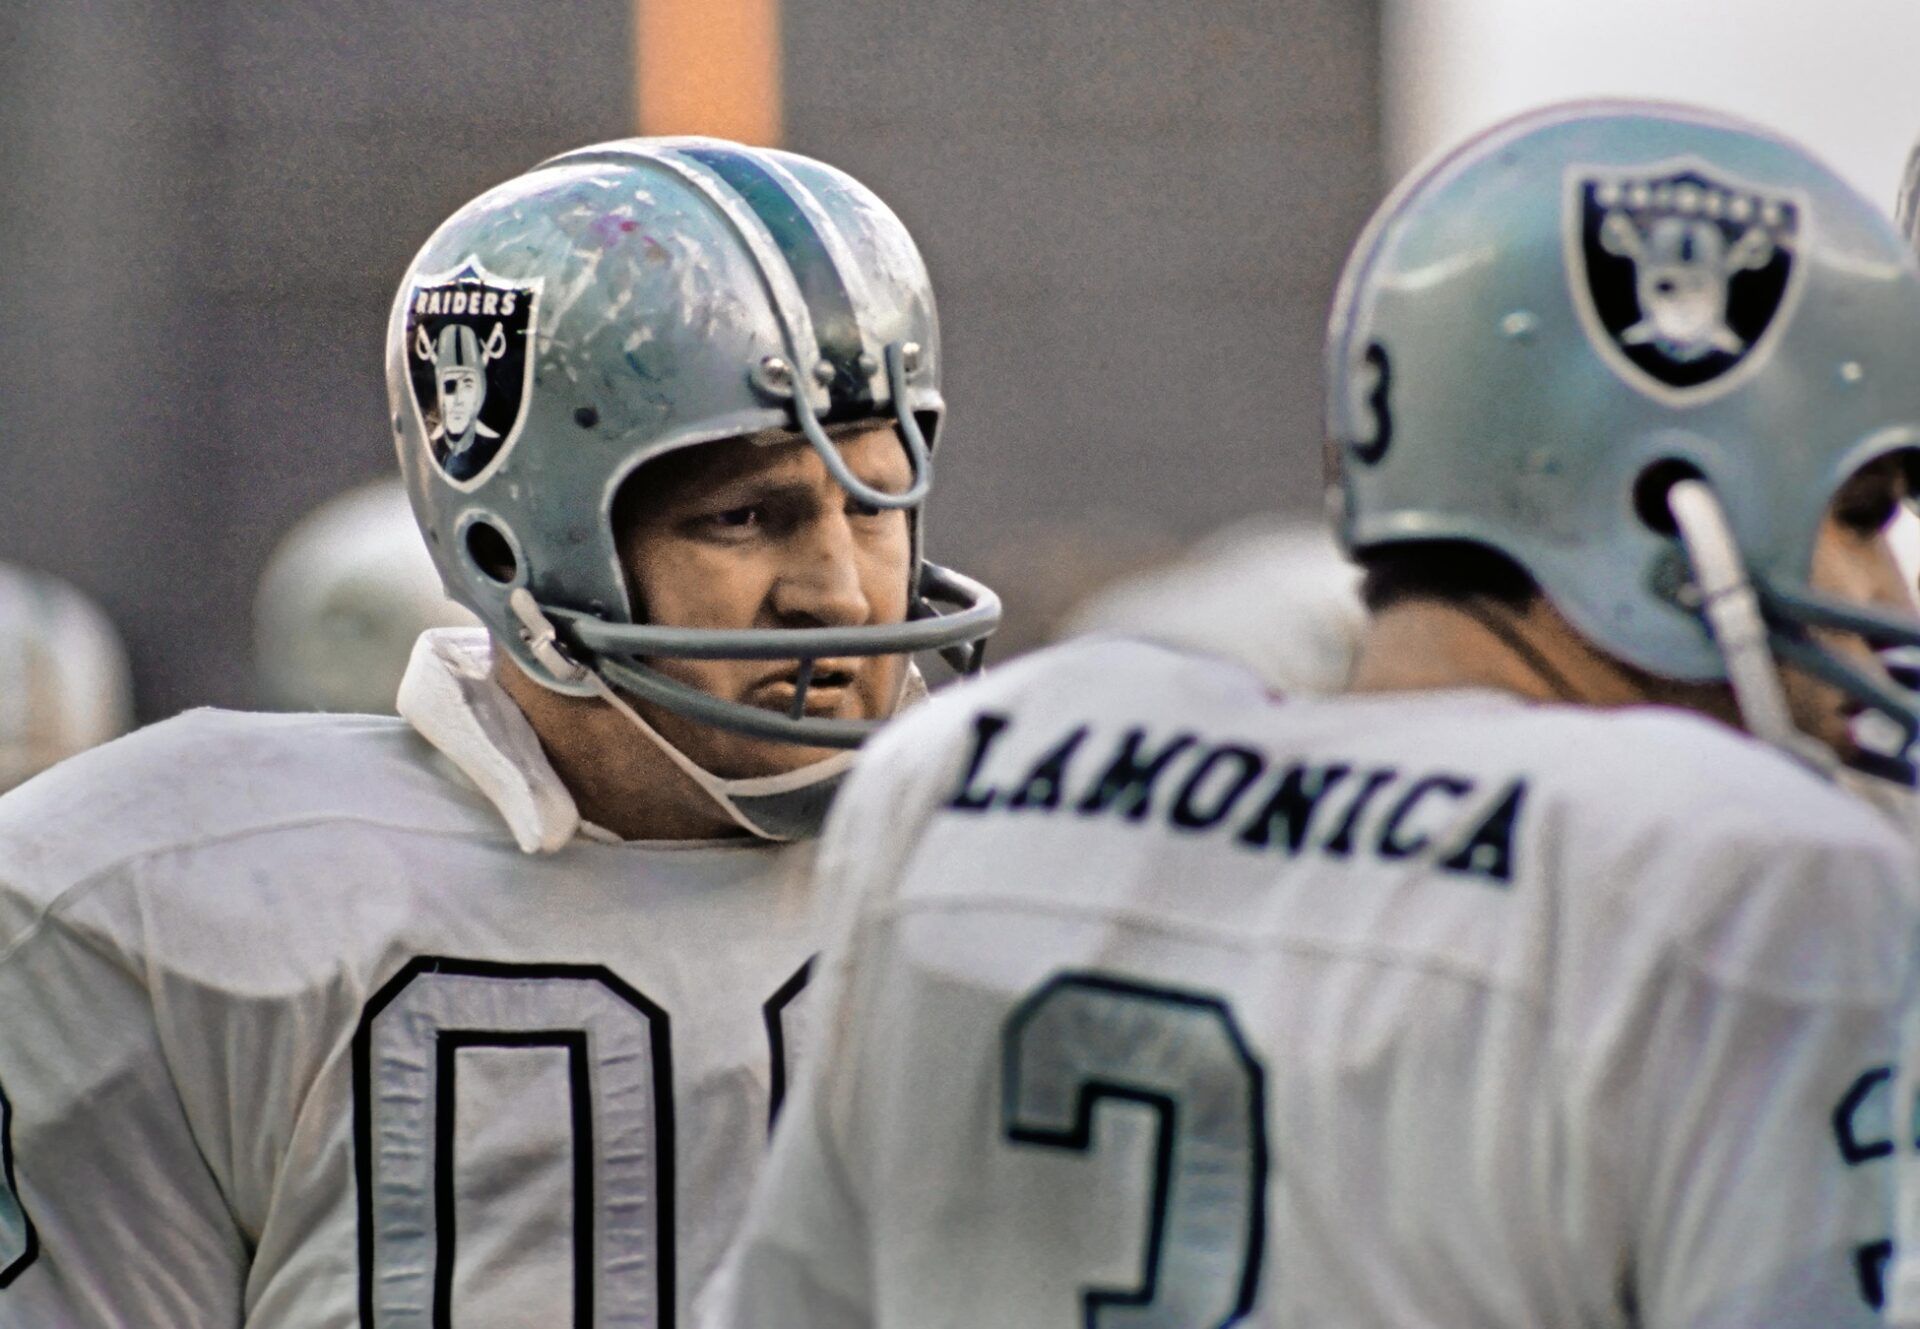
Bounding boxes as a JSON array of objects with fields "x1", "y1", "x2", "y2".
[{"x1": 0, "y1": 0, "x2": 1379, "y2": 719}]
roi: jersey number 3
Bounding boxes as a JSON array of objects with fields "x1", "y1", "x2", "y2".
[
  {"x1": 352, "y1": 955, "x2": 808, "y2": 1329},
  {"x1": 1003, "y1": 972, "x2": 1269, "y2": 1328}
]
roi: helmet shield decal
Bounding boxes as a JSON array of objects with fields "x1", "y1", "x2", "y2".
[
  {"x1": 1568, "y1": 159, "x2": 1804, "y2": 405},
  {"x1": 403, "y1": 258, "x2": 541, "y2": 485}
]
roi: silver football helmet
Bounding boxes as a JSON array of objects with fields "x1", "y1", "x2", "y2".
[
  {"x1": 254, "y1": 480, "x2": 478, "y2": 713},
  {"x1": 0, "y1": 566, "x2": 133, "y2": 789},
  {"x1": 1329, "y1": 101, "x2": 1920, "y2": 765},
  {"x1": 387, "y1": 137, "x2": 999, "y2": 752}
]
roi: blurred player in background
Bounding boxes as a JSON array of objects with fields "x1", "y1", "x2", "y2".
[
  {"x1": 0, "y1": 138, "x2": 995, "y2": 1325},
  {"x1": 712, "y1": 104, "x2": 1920, "y2": 1328},
  {"x1": 254, "y1": 479, "x2": 477, "y2": 713},
  {"x1": 1058, "y1": 516, "x2": 1363, "y2": 694},
  {"x1": 0, "y1": 565, "x2": 131, "y2": 788}
]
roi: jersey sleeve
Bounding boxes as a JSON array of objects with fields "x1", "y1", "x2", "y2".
[
  {"x1": 704, "y1": 697, "x2": 984, "y2": 1329},
  {"x1": 1593, "y1": 833, "x2": 1919, "y2": 1329},
  {"x1": 0, "y1": 871, "x2": 247, "y2": 1322}
]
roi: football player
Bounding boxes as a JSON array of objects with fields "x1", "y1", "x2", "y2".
[
  {"x1": 0, "y1": 138, "x2": 996, "y2": 1325},
  {"x1": 254, "y1": 479, "x2": 477, "y2": 714},
  {"x1": 1865, "y1": 135, "x2": 1920, "y2": 1329},
  {"x1": 0, "y1": 564, "x2": 132, "y2": 789},
  {"x1": 709, "y1": 104, "x2": 1920, "y2": 1328}
]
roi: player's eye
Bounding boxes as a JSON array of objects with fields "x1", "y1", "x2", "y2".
[
  {"x1": 707, "y1": 505, "x2": 763, "y2": 530},
  {"x1": 846, "y1": 496, "x2": 884, "y2": 519}
]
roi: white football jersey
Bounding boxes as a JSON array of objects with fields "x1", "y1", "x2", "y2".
[
  {"x1": 0, "y1": 630, "x2": 824, "y2": 1327},
  {"x1": 712, "y1": 639, "x2": 1920, "y2": 1329},
  {"x1": 1058, "y1": 518, "x2": 1364, "y2": 695}
]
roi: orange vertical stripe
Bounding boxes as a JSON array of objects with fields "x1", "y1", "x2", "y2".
[{"x1": 634, "y1": 0, "x2": 783, "y2": 147}]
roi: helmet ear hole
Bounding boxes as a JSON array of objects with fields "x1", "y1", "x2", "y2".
[
  {"x1": 1633, "y1": 459, "x2": 1706, "y2": 537},
  {"x1": 465, "y1": 521, "x2": 519, "y2": 583},
  {"x1": 912, "y1": 410, "x2": 941, "y2": 454}
]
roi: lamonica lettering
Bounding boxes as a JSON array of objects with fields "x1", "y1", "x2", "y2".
[
  {"x1": 1007, "y1": 726, "x2": 1088, "y2": 811},
  {"x1": 1169, "y1": 745, "x2": 1265, "y2": 831},
  {"x1": 943, "y1": 711, "x2": 1527, "y2": 887},
  {"x1": 1437, "y1": 780, "x2": 1525, "y2": 883},
  {"x1": 1321, "y1": 768, "x2": 1399, "y2": 857},
  {"x1": 1236, "y1": 763, "x2": 1351, "y2": 853},
  {"x1": 1377, "y1": 775, "x2": 1474, "y2": 859},
  {"x1": 947, "y1": 712, "x2": 1012, "y2": 811},
  {"x1": 1075, "y1": 729, "x2": 1199, "y2": 821}
]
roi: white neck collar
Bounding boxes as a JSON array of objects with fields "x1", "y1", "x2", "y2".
[{"x1": 397, "y1": 628, "x2": 584, "y2": 854}]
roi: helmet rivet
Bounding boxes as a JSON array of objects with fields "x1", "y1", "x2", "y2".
[
  {"x1": 753, "y1": 356, "x2": 795, "y2": 395},
  {"x1": 1500, "y1": 311, "x2": 1537, "y2": 341},
  {"x1": 856, "y1": 351, "x2": 879, "y2": 375},
  {"x1": 813, "y1": 360, "x2": 836, "y2": 386},
  {"x1": 900, "y1": 342, "x2": 925, "y2": 374},
  {"x1": 1839, "y1": 361, "x2": 1865, "y2": 384}
]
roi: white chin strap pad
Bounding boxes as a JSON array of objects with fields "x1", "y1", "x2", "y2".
[
  {"x1": 507, "y1": 587, "x2": 927, "y2": 840},
  {"x1": 579, "y1": 664, "x2": 855, "y2": 842},
  {"x1": 1668, "y1": 480, "x2": 1834, "y2": 775}
]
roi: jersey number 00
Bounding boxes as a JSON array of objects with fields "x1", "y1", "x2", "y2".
[{"x1": 352, "y1": 955, "x2": 809, "y2": 1329}]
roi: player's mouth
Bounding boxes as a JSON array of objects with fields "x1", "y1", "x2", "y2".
[{"x1": 750, "y1": 663, "x2": 860, "y2": 717}]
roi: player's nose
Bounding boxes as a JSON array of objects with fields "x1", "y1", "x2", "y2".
[{"x1": 768, "y1": 508, "x2": 872, "y2": 628}]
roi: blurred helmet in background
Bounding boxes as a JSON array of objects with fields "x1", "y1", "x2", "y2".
[
  {"x1": 1896, "y1": 136, "x2": 1920, "y2": 252},
  {"x1": 0, "y1": 566, "x2": 133, "y2": 789},
  {"x1": 1058, "y1": 517, "x2": 1363, "y2": 694},
  {"x1": 254, "y1": 479, "x2": 476, "y2": 713}
]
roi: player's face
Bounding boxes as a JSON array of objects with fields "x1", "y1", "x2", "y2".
[
  {"x1": 615, "y1": 423, "x2": 914, "y2": 778},
  {"x1": 1787, "y1": 456, "x2": 1918, "y2": 760}
]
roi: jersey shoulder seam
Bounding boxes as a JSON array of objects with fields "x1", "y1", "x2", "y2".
[{"x1": 0, "y1": 811, "x2": 518, "y2": 970}]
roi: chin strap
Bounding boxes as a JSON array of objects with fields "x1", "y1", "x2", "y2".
[
  {"x1": 1667, "y1": 479, "x2": 1838, "y2": 776},
  {"x1": 508, "y1": 588, "x2": 853, "y2": 841},
  {"x1": 1455, "y1": 595, "x2": 1585, "y2": 703}
]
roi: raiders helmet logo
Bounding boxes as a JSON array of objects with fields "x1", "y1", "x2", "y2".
[
  {"x1": 403, "y1": 259, "x2": 541, "y2": 484},
  {"x1": 1568, "y1": 160, "x2": 1804, "y2": 404}
]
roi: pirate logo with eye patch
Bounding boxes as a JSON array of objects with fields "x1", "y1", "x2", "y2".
[
  {"x1": 403, "y1": 258, "x2": 541, "y2": 484},
  {"x1": 1568, "y1": 160, "x2": 1804, "y2": 405}
]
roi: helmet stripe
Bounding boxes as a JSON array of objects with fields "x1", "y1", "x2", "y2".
[{"x1": 678, "y1": 146, "x2": 875, "y2": 417}]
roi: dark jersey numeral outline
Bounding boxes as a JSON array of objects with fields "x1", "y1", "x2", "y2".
[
  {"x1": 762, "y1": 957, "x2": 814, "y2": 1132},
  {"x1": 0, "y1": 1079, "x2": 39, "y2": 1288},
  {"x1": 432, "y1": 1028, "x2": 597, "y2": 1328},
  {"x1": 352, "y1": 952, "x2": 815, "y2": 1328},
  {"x1": 352, "y1": 956, "x2": 675, "y2": 1329},
  {"x1": 1002, "y1": 971, "x2": 1269, "y2": 1329}
]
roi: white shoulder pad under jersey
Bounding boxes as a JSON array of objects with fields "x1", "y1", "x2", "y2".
[
  {"x1": 0, "y1": 705, "x2": 825, "y2": 1327},
  {"x1": 712, "y1": 638, "x2": 1920, "y2": 1329}
]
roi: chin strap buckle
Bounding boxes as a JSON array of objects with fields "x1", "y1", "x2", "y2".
[{"x1": 507, "y1": 588, "x2": 591, "y2": 686}]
